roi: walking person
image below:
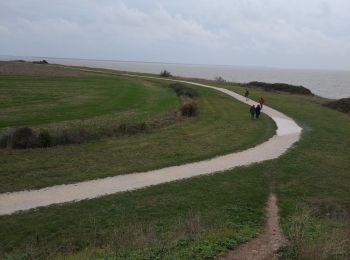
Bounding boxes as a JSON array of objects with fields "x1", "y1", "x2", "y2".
[
  {"x1": 255, "y1": 104, "x2": 261, "y2": 119},
  {"x1": 259, "y1": 97, "x2": 265, "y2": 109},
  {"x1": 250, "y1": 105, "x2": 256, "y2": 119},
  {"x1": 244, "y1": 89, "x2": 250, "y2": 101}
]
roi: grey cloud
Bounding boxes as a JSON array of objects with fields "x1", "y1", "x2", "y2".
[{"x1": 0, "y1": 0, "x2": 349, "y2": 69}]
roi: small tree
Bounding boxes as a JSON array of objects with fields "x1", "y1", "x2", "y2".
[
  {"x1": 214, "y1": 76, "x2": 226, "y2": 82},
  {"x1": 160, "y1": 70, "x2": 172, "y2": 77}
]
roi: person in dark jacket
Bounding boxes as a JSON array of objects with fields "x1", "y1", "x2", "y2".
[
  {"x1": 250, "y1": 105, "x2": 256, "y2": 119},
  {"x1": 255, "y1": 104, "x2": 261, "y2": 119},
  {"x1": 244, "y1": 89, "x2": 250, "y2": 101}
]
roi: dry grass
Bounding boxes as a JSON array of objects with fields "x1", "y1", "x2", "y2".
[{"x1": 284, "y1": 206, "x2": 350, "y2": 260}]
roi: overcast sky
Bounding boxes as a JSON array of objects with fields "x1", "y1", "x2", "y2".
[{"x1": 1, "y1": 0, "x2": 349, "y2": 70}]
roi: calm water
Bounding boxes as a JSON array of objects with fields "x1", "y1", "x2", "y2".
[{"x1": 2, "y1": 56, "x2": 350, "y2": 99}]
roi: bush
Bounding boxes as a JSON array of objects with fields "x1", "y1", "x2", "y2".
[
  {"x1": 54, "y1": 129, "x2": 91, "y2": 145},
  {"x1": 325, "y1": 97, "x2": 350, "y2": 113},
  {"x1": 160, "y1": 70, "x2": 172, "y2": 77},
  {"x1": 126, "y1": 122, "x2": 148, "y2": 135},
  {"x1": 9, "y1": 127, "x2": 38, "y2": 149},
  {"x1": 244, "y1": 81, "x2": 313, "y2": 95},
  {"x1": 32, "y1": 60, "x2": 49, "y2": 65},
  {"x1": 180, "y1": 97, "x2": 198, "y2": 117},
  {"x1": 169, "y1": 83, "x2": 198, "y2": 98},
  {"x1": 214, "y1": 76, "x2": 226, "y2": 82},
  {"x1": 38, "y1": 129, "x2": 52, "y2": 147},
  {"x1": 0, "y1": 134, "x2": 9, "y2": 148}
]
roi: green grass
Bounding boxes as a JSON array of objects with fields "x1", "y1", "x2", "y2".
[
  {"x1": 0, "y1": 75, "x2": 178, "y2": 129},
  {"x1": 217, "y1": 82, "x2": 350, "y2": 259},
  {"x1": 2, "y1": 67, "x2": 349, "y2": 259},
  {"x1": 0, "y1": 167, "x2": 270, "y2": 259},
  {"x1": 0, "y1": 78, "x2": 275, "y2": 192}
]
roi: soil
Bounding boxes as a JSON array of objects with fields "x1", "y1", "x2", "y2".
[{"x1": 218, "y1": 194, "x2": 287, "y2": 260}]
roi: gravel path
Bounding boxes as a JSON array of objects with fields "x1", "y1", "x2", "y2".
[{"x1": 0, "y1": 75, "x2": 302, "y2": 216}]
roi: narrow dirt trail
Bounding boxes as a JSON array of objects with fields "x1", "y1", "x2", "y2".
[
  {"x1": 219, "y1": 194, "x2": 287, "y2": 260},
  {"x1": 0, "y1": 73, "x2": 302, "y2": 216}
]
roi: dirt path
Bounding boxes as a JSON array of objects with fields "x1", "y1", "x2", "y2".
[
  {"x1": 219, "y1": 194, "x2": 287, "y2": 260},
  {"x1": 0, "y1": 75, "x2": 302, "y2": 215}
]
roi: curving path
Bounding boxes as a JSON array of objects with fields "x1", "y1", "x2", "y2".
[{"x1": 0, "y1": 75, "x2": 302, "y2": 216}]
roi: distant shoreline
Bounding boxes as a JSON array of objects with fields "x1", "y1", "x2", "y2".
[
  {"x1": 1, "y1": 54, "x2": 349, "y2": 72},
  {"x1": 1, "y1": 55, "x2": 350, "y2": 99}
]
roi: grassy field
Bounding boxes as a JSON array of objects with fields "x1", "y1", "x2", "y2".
[
  {"x1": 1, "y1": 65, "x2": 349, "y2": 259},
  {"x1": 0, "y1": 73, "x2": 275, "y2": 193},
  {"x1": 0, "y1": 167, "x2": 270, "y2": 259},
  {"x1": 0, "y1": 75, "x2": 178, "y2": 129}
]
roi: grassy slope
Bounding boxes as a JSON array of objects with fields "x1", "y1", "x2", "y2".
[
  {"x1": 0, "y1": 168, "x2": 270, "y2": 259},
  {"x1": 0, "y1": 75, "x2": 178, "y2": 129},
  {"x1": 2, "y1": 69, "x2": 348, "y2": 259},
  {"x1": 217, "y1": 82, "x2": 350, "y2": 259},
  {"x1": 0, "y1": 78, "x2": 275, "y2": 192}
]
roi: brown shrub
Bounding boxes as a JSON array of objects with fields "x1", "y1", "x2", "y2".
[{"x1": 180, "y1": 97, "x2": 198, "y2": 117}]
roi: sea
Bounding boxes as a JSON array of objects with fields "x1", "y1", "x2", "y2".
[{"x1": 1, "y1": 55, "x2": 349, "y2": 99}]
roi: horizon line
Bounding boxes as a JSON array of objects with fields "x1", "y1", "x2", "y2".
[{"x1": 0, "y1": 54, "x2": 349, "y2": 72}]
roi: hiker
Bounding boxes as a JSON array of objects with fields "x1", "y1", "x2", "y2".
[
  {"x1": 259, "y1": 97, "x2": 265, "y2": 109},
  {"x1": 250, "y1": 105, "x2": 256, "y2": 119},
  {"x1": 255, "y1": 104, "x2": 261, "y2": 119},
  {"x1": 244, "y1": 89, "x2": 250, "y2": 101}
]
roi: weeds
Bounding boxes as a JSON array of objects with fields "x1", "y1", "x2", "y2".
[{"x1": 281, "y1": 204, "x2": 350, "y2": 260}]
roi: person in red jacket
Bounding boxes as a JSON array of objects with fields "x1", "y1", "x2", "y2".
[{"x1": 259, "y1": 97, "x2": 265, "y2": 109}]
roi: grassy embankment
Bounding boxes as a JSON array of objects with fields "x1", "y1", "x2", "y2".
[
  {"x1": 0, "y1": 75, "x2": 178, "y2": 129},
  {"x1": 1, "y1": 65, "x2": 349, "y2": 259},
  {"x1": 0, "y1": 72, "x2": 274, "y2": 193},
  {"x1": 204, "y1": 79, "x2": 350, "y2": 259}
]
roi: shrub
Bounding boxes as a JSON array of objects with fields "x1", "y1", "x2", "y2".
[
  {"x1": 180, "y1": 97, "x2": 198, "y2": 117},
  {"x1": 214, "y1": 76, "x2": 226, "y2": 82},
  {"x1": 38, "y1": 129, "x2": 52, "y2": 147},
  {"x1": 118, "y1": 124, "x2": 127, "y2": 135},
  {"x1": 126, "y1": 122, "x2": 148, "y2": 135},
  {"x1": 169, "y1": 83, "x2": 198, "y2": 98},
  {"x1": 9, "y1": 127, "x2": 38, "y2": 149},
  {"x1": 244, "y1": 81, "x2": 313, "y2": 95},
  {"x1": 325, "y1": 97, "x2": 350, "y2": 114},
  {"x1": 0, "y1": 134, "x2": 9, "y2": 148},
  {"x1": 52, "y1": 128, "x2": 90, "y2": 145},
  {"x1": 160, "y1": 70, "x2": 172, "y2": 77},
  {"x1": 32, "y1": 60, "x2": 49, "y2": 65}
]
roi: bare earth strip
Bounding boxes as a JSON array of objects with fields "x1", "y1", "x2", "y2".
[
  {"x1": 218, "y1": 194, "x2": 287, "y2": 260},
  {"x1": 0, "y1": 75, "x2": 302, "y2": 215}
]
